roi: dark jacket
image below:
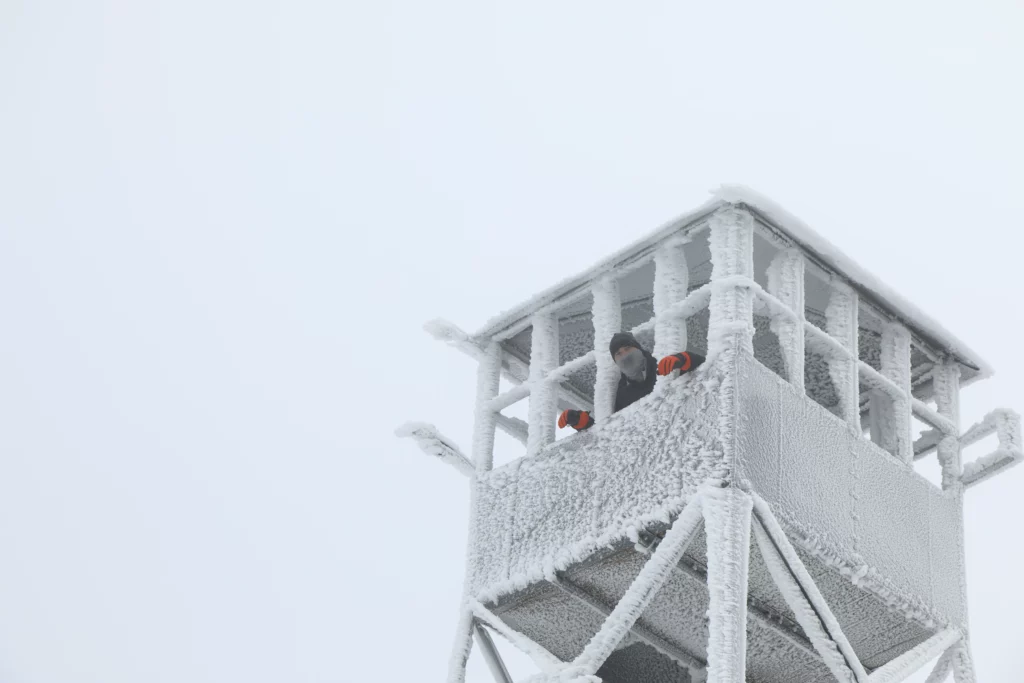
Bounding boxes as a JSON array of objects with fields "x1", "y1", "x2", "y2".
[
  {"x1": 613, "y1": 350, "x2": 659, "y2": 413},
  {"x1": 612, "y1": 350, "x2": 705, "y2": 414}
]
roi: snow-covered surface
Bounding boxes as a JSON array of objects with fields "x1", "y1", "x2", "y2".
[
  {"x1": 468, "y1": 366, "x2": 725, "y2": 602},
  {"x1": 472, "y1": 186, "x2": 991, "y2": 382}
]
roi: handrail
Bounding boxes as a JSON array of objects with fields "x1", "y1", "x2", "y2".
[
  {"x1": 631, "y1": 282, "x2": 713, "y2": 336},
  {"x1": 547, "y1": 350, "x2": 596, "y2": 383},
  {"x1": 911, "y1": 399, "x2": 957, "y2": 437},
  {"x1": 858, "y1": 362, "x2": 906, "y2": 402},
  {"x1": 487, "y1": 383, "x2": 531, "y2": 412}
]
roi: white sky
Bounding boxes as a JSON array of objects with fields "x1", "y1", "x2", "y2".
[{"x1": 0, "y1": 1, "x2": 1021, "y2": 681}]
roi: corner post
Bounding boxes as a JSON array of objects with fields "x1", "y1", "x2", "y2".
[
  {"x1": 527, "y1": 311, "x2": 559, "y2": 455},
  {"x1": 654, "y1": 239, "x2": 690, "y2": 377},
  {"x1": 447, "y1": 341, "x2": 504, "y2": 683},
  {"x1": 880, "y1": 322, "x2": 913, "y2": 462},
  {"x1": 592, "y1": 276, "x2": 622, "y2": 422},
  {"x1": 702, "y1": 487, "x2": 753, "y2": 683},
  {"x1": 708, "y1": 207, "x2": 755, "y2": 357},
  {"x1": 825, "y1": 282, "x2": 861, "y2": 432},
  {"x1": 473, "y1": 342, "x2": 502, "y2": 473},
  {"x1": 766, "y1": 248, "x2": 806, "y2": 392},
  {"x1": 934, "y1": 359, "x2": 963, "y2": 490}
]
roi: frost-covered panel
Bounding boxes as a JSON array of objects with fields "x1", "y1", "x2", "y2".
[
  {"x1": 597, "y1": 642, "x2": 693, "y2": 683},
  {"x1": 468, "y1": 368, "x2": 725, "y2": 602},
  {"x1": 593, "y1": 375, "x2": 722, "y2": 532},
  {"x1": 506, "y1": 449, "x2": 597, "y2": 581},
  {"x1": 853, "y1": 447, "x2": 932, "y2": 604},
  {"x1": 928, "y1": 492, "x2": 966, "y2": 625},
  {"x1": 733, "y1": 354, "x2": 782, "y2": 503},
  {"x1": 472, "y1": 475, "x2": 519, "y2": 592},
  {"x1": 776, "y1": 380, "x2": 859, "y2": 555},
  {"x1": 733, "y1": 354, "x2": 965, "y2": 629}
]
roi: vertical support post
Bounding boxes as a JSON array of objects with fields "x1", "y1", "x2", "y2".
[
  {"x1": 825, "y1": 282, "x2": 861, "y2": 432},
  {"x1": 880, "y1": 322, "x2": 913, "y2": 462},
  {"x1": 448, "y1": 341, "x2": 504, "y2": 683},
  {"x1": 654, "y1": 239, "x2": 690, "y2": 377},
  {"x1": 473, "y1": 342, "x2": 502, "y2": 473},
  {"x1": 934, "y1": 358, "x2": 963, "y2": 490},
  {"x1": 592, "y1": 276, "x2": 621, "y2": 423},
  {"x1": 702, "y1": 487, "x2": 752, "y2": 683},
  {"x1": 766, "y1": 248, "x2": 805, "y2": 392},
  {"x1": 708, "y1": 207, "x2": 755, "y2": 357},
  {"x1": 867, "y1": 392, "x2": 887, "y2": 445},
  {"x1": 951, "y1": 642, "x2": 977, "y2": 683},
  {"x1": 527, "y1": 312, "x2": 559, "y2": 455}
]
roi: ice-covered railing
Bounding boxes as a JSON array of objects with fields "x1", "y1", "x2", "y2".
[
  {"x1": 473, "y1": 216, "x2": 729, "y2": 467},
  {"x1": 419, "y1": 203, "x2": 1022, "y2": 490}
]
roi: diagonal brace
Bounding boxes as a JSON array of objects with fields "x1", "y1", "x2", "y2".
[
  {"x1": 569, "y1": 493, "x2": 705, "y2": 676},
  {"x1": 867, "y1": 628, "x2": 960, "y2": 683},
  {"x1": 750, "y1": 496, "x2": 869, "y2": 683}
]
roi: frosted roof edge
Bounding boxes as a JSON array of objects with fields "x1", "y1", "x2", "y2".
[{"x1": 471, "y1": 185, "x2": 992, "y2": 379}]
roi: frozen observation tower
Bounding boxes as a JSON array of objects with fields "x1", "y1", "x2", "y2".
[{"x1": 398, "y1": 187, "x2": 1022, "y2": 683}]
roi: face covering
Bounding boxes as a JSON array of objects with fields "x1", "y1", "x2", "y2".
[{"x1": 616, "y1": 348, "x2": 646, "y2": 382}]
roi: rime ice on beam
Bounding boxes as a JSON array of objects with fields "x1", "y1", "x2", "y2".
[
  {"x1": 825, "y1": 281, "x2": 861, "y2": 431},
  {"x1": 702, "y1": 487, "x2": 752, "y2": 683},
  {"x1": 932, "y1": 359, "x2": 962, "y2": 490},
  {"x1": 591, "y1": 276, "x2": 621, "y2": 423},
  {"x1": 766, "y1": 248, "x2": 805, "y2": 392},
  {"x1": 527, "y1": 312, "x2": 559, "y2": 455},
  {"x1": 653, "y1": 238, "x2": 689, "y2": 371},
  {"x1": 879, "y1": 322, "x2": 913, "y2": 462},
  {"x1": 708, "y1": 207, "x2": 755, "y2": 358}
]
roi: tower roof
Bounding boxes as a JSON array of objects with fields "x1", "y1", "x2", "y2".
[{"x1": 473, "y1": 185, "x2": 991, "y2": 382}]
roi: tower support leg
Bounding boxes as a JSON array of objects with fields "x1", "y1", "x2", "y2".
[
  {"x1": 447, "y1": 607, "x2": 476, "y2": 683},
  {"x1": 474, "y1": 622, "x2": 515, "y2": 683},
  {"x1": 950, "y1": 640, "x2": 977, "y2": 683},
  {"x1": 701, "y1": 487, "x2": 752, "y2": 683}
]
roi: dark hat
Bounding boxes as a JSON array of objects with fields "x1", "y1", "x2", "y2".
[{"x1": 609, "y1": 331, "x2": 642, "y2": 358}]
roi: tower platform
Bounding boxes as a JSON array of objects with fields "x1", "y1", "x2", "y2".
[{"x1": 401, "y1": 186, "x2": 1022, "y2": 683}]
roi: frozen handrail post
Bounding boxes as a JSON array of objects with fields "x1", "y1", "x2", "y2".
[{"x1": 400, "y1": 186, "x2": 1021, "y2": 683}]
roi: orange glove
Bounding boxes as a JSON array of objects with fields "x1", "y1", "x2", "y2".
[
  {"x1": 657, "y1": 352, "x2": 695, "y2": 376},
  {"x1": 558, "y1": 409, "x2": 592, "y2": 430}
]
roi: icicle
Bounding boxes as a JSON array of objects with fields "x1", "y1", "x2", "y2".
[{"x1": 591, "y1": 276, "x2": 621, "y2": 423}]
